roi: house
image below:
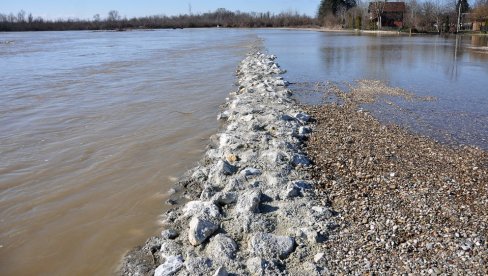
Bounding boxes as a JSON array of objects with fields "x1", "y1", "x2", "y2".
[{"x1": 368, "y1": 1, "x2": 406, "y2": 28}]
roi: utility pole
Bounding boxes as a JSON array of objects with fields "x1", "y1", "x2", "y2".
[{"x1": 456, "y1": 1, "x2": 461, "y2": 33}]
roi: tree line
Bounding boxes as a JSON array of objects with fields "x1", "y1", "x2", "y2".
[
  {"x1": 2, "y1": 1, "x2": 487, "y2": 33},
  {"x1": 0, "y1": 9, "x2": 317, "y2": 32},
  {"x1": 317, "y1": 0, "x2": 488, "y2": 32}
]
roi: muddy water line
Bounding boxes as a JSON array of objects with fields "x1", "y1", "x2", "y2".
[{"x1": 0, "y1": 29, "x2": 255, "y2": 275}]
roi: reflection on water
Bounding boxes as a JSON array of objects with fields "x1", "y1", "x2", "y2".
[
  {"x1": 258, "y1": 30, "x2": 488, "y2": 149},
  {"x1": 0, "y1": 29, "x2": 255, "y2": 275}
]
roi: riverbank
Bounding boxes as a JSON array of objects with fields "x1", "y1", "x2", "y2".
[
  {"x1": 119, "y1": 51, "x2": 487, "y2": 275},
  {"x1": 303, "y1": 83, "x2": 488, "y2": 274},
  {"x1": 119, "y1": 51, "x2": 332, "y2": 275}
]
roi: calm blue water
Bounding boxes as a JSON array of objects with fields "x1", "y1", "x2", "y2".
[{"x1": 258, "y1": 30, "x2": 488, "y2": 149}]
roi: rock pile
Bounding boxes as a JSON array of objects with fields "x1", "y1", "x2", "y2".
[{"x1": 119, "y1": 52, "x2": 334, "y2": 275}]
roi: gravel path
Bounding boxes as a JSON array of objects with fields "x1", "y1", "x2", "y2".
[{"x1": 304, "y1": 83, "x2": 488, "y2": 275}]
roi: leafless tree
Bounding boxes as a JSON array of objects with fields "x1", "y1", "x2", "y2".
[{"x1": 370, "y1": 1, "x2": 386, "y2": 29}]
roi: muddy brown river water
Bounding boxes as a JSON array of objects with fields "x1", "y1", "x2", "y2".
[
  {"x1": 0, "y1": 29, "x2": 487, "y2": 275},
  {"x1": 0, "y1": 29, "x2": 255, "y2": 275}
]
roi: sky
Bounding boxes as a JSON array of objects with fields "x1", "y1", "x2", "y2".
[{"x1": 2, "y1": 0, "x2": 322, "y2": 20}]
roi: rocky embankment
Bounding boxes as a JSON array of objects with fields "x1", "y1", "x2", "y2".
[{"x1": 119, "y1": 52, "x2": 333, "y2": 275}]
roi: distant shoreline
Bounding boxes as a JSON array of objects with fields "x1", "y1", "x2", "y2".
[{"x1": 2, "y1": 26, "x2": 486, "y2": 36}]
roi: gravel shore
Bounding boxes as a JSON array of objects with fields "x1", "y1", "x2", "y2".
[{"x1": 304, "y1": 83, "x2": 488, "y2": 275}]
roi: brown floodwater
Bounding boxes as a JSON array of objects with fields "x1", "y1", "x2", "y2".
[
  {"x1": 0, "y1": 29, "x2": 255, "y2": 275},
  {"x1": 1, "y1": 29, "x2": 487, "y2": 276}
]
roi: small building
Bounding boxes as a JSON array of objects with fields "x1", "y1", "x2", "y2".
[{"x1": 368, "y1": 1, "x2": 406, "y2": 28}]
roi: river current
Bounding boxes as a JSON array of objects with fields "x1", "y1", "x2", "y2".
[{"x1": 0, "y1": 29, "x2": 487, "y2": 275}]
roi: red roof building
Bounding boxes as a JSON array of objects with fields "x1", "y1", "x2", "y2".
[{"x1": 368, "y1": 2, "x2": 406, "y2": 28}]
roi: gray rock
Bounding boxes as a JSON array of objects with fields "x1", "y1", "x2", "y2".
[
  {"x1": 263, "y1": 150, "x2": 286, "y2": 164},
  {"x1": 154, "y1": 255, "x2": 184, "y2": 276},
  {"x1": 283, "y1": 183, "x2": 300, "y2": 199},
  {"x1": 298, "y1": 126, "x2": 312, "y2": 135},
  {"x1": 248, "y1": 232, "x2": 295, "y2": 259},
  {"x1": 240, "y1": 167, "x2": 262, "y2": 177},
  {"x1": 292, "y1": 154, "x2": 311, "y2": 167},
  {"x1": 185, "y1": 256, "x2": 214, "y2": 275},
  {"x1": 188, "y1": 217, "x2": 219, "y2": 246},
  {"x1": 160, "y1": 240, "x2": 183, "y2": 258},
  {"x1": 192, "y1": 168, "x2": 208, "y2": 182},
  {"x1": 297, "y1": 228, "x2": 319, "y2": 244},
  {"x1": 302, "y1": 261, "x2": 321, "y2": 275},
  {"x1": 236, "y1": 189, "x2": 261, "y2": 214},
  {"x1": 295, "y1": 112, "x2": 311, "y2": 122},
  {"x1": 206, "y1": 234, "x2": 238, "y2": 260},
  {"x1": 213, "y1": 266, "x2": 229, "y2": 276},
  {"x1": 217, "y1": 111, "x2": 230, "y2": 121},
  {"x1": 246, "y1": 257, "x2": 265, "y2": 275},
  {"x1": 280, "y1": 114, "x2": 295, "y2": 121},
  {"x1": 283, "y1": 181, "x2": 313, "y2": 199},
  {"x1": 212, "y1": 192, "x2": 237, "y2": 206},
  {"x1": 217, "y1": 160, "x2": 238, "y2": 176}
]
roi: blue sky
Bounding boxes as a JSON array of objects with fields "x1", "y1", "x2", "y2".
[{"x1": 2, "y1": 0, "x2": 321, "y2": 20}]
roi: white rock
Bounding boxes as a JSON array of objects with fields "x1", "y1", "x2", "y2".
[
  {"x1": 236, "y1": 189, "x2": 261, "y2": 214},
  {"x1": 240, "y1": 167, "x2": 262, "y2": 177},
  {"x1": 188, "y1": 217, "x2": 219, "y2": 246},
  {"x1": 246, "y1": 257, "x2": 265, "y2": 275},
  {"x1": 213, "y1": 266, "x2": 228, "y2": 276},
  {"x1": 314, "y1": 252, "x2": 325, "y2": 263},
  {"x1": 182, "y1": 201, "x2": 221, "y2": 220},
  {"x1": 154, "y1": 255, "x2": 184, "y2": 276}
]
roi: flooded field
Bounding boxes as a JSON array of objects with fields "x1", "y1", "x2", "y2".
[
  {"x1": 0, "y1": 29, "x2": 487, "y2": 275},
  {"x1": 259, "y1": 30, "x2": 488, "y2": 149}
]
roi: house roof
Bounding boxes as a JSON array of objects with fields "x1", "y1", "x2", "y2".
[
  {"x1": 368, "y1": 2, "x2": 406, "y2": 13},
  {"x1": 384, "y1": 2, "x2": 406, "y2": 12}
]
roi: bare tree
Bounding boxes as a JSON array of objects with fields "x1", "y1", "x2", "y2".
[
  {"x1": 107, "y1": 10, "x2": 120, "y2": 21},
  {"x1": 17, "y1": 10, "x2": 26, "y2": 23},
  {"x1": 370, "y1": 1, "x2": 386, "y2": 29}
]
